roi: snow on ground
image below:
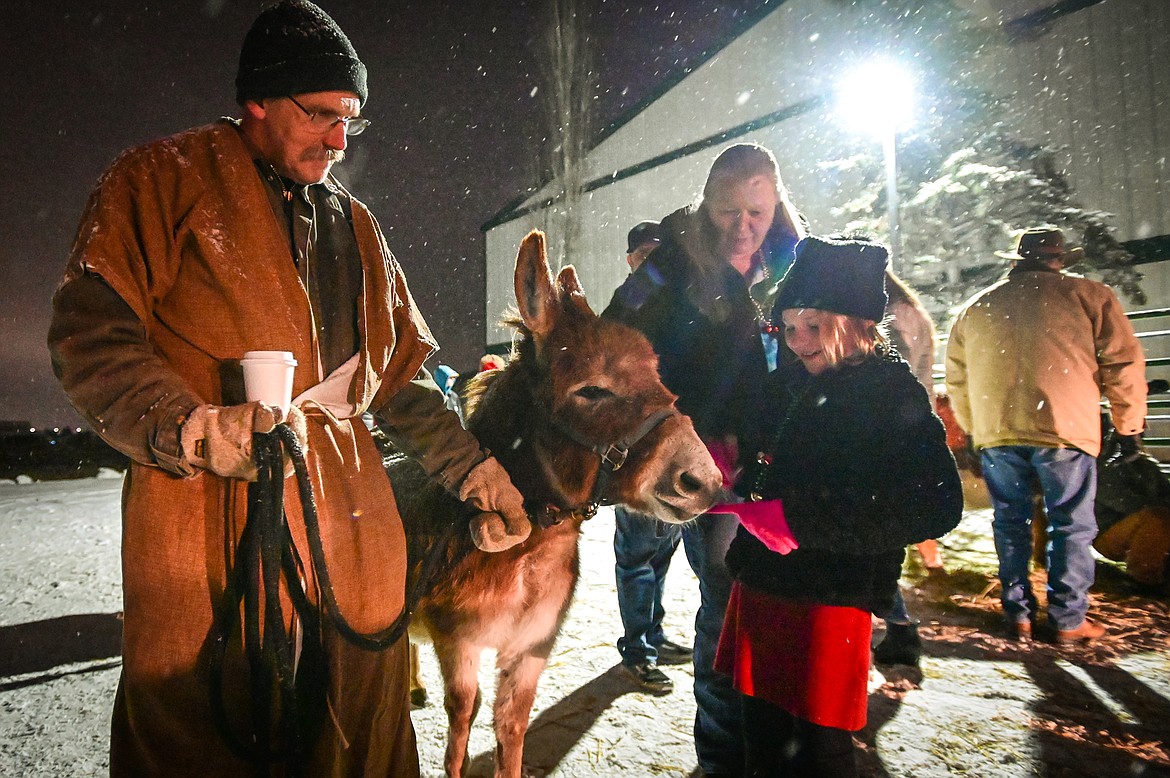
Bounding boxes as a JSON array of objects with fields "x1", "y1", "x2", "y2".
[
  {"x1": 0, "y1": 478, "x2": 123, "y2": 778},
  {"x1": 1, "y1": 476, "x2": 1168, "y2": 777}
]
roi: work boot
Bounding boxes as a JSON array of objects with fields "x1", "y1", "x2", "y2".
[
  {"x1": 655, "y1": 638, "x2": 692, "y2": 665},
  {"x1": 1011, "y1": 620, "x2": 1034, "y2": 643},
  {"x1": 622, "y1": 661, "x2": 673, "y2": 694},
  {"x1": 1056, "y1": 618, "x2": 1106, "y2": 645},
  {"x1": 873, "y1": 622, "x2": 922, "y2": 666}
]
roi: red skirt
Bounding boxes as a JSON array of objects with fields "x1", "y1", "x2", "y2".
[{"x1": 715, "y1": 581, "x2": 871, "y2": 731}]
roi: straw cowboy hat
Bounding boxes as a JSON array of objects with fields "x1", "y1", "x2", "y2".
[{"x1": 995, "y1": 226, "x2": 1085, "y2": 263}]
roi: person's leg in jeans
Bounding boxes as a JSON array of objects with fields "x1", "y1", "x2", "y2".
[
  {"x1": 981, "y1": 446, "x2": 1042, "y2": 627},
  {"x1": 1031, "y1": 448, "x2": 1098, "y2": 631},
  {"x1": 879, "y1": 589, "x2": 912, "y2": 625},
  {"x1": 683, "y1": 511, "x2": 743, "y2": 775},
  {"x1": 614, "y1": 506, "x2": 681, "y2": 666}
]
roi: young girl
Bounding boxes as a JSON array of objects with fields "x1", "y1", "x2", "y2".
[{"x1": 712, "y1": 235, "x2": 962, "y2": 777}]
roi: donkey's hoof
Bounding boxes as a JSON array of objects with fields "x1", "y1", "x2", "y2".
[{"x1": 409, "y1": 687, "x2": 429, "y2": 709}]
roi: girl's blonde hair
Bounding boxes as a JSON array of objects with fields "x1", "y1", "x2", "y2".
[{"x1": 795, "y1": 310, "x2": 889, "y2": 370}]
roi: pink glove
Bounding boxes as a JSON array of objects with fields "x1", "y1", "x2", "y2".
[
  {"x1": 710, "y1": 499, "x2": 798, "y2": 555},
  {"x1": 705, "y1": 437, "x2": 740, "y2": 489}
]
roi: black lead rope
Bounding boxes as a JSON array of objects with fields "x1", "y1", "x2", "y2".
[
  {"x1": 208, "y1": 428, "x2": 317, "y2": 772},
  {"x1": 209, "y1": 424, "x2": 456, "y2": 770},
  {"x1": 279, "y1": 424, "x2": 414, "y2": 651}
]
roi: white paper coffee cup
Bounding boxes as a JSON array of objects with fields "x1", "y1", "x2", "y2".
[{"x1": 241, "y1": 351, "x2": 298, "y2": 412}]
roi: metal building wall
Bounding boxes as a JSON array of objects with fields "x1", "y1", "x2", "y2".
[
  {"x1": 483, "y1": 0, "x2": 1170, "y2": 346},
  {"x1": 1001, "y1": 0, "x2": 1170, "y2": 240}
]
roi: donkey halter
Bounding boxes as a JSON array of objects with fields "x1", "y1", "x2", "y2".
[{"x1": 530, "y1": 405, "x2": 678, "y2": 528}]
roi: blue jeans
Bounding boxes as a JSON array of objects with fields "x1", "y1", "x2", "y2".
[
  {"x1": 981, "y1": 446, "x2": 1099, "y2": 631},
  {"x1": 876, "y1": 588, "x2": 912, "y2": 625},
  {"x1": 614, "y1": 507, "x2": 743, "y2": 775},
  {"x1": 615, "y1": 506, "x2": 680, "y2": 666}
]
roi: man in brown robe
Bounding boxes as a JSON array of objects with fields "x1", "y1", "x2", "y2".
[{"x1": 47, "y1": 2, "x2": 530, "y2": 774}]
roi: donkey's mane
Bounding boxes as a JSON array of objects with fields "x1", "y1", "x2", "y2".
[{"x1": 461, "y1": 316, "x2": 538, "y2": 459}]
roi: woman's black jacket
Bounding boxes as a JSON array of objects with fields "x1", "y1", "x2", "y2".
[{"x1": 726, "y1": 352, "x2": 963, "y2": 614}]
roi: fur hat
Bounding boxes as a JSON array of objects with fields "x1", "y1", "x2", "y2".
[
  {"x1": 236, "y1": 0, "x2": 368, "y2": 106},
  {"x1": 995, "y1": 226, "x2": 1084, "y2": 263},
  {"x1": 772, "y1": 236, "x2": 889, "y2": 323}
]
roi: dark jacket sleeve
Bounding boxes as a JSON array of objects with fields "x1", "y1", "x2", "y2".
[
  {"x1": 48, "y1": 272, "x2": 199, "y2": 475},
  {"x1": 601, "y1": 253, "x2": 674, "y2": 348},
  {"x1": 778, "y1": 363, "x2": 963, "y2": 555},
  {"x1": 369, "y1": 367, "x2": 486, "y2": 494}
]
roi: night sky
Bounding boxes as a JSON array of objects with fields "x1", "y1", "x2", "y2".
[{"x1": 0, "y1": 0, "x2": 770, "y2": 429}]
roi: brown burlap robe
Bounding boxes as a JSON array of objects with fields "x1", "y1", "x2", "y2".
[{"x1": 57, "y1": 121, "x2": 433, "y2": 776}]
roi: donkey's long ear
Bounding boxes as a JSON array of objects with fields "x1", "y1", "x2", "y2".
[
  {"x1": 557, "y1": 265, "x2": 596, "y2": 321},
  {"x1": 515, "y1": 230, "x2": 557, "y2": 338}
]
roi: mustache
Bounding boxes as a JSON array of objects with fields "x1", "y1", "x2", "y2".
[{"x1": 303, "y1": 149, "x2": 345, "y2": 163}]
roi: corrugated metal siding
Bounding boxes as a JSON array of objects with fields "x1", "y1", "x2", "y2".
[
  {"x1": 1005, "y1": 0, "x2": 1170, "y2": 240},
  {"x1": 484, "y1": 0, "x2": 1170, "y2": 343}
]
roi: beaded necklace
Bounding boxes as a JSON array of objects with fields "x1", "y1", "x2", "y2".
[
  {"x1": 744, "y1": 378, "x2": 816, "y2": 501},
  {"x1": 746, "y1": 251, "x2": 781, "y2": 335}
]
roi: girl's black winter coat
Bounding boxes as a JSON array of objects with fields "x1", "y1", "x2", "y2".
[{"x1": 727, "y1": 351, "x2": 963, "y2": 614}]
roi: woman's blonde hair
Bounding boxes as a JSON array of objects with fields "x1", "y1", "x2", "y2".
[
  {"x1": 677, "y1": 143, "x2": 807, "y2": 320},
  {"x1": 698, "y1": 143, "x2": 805, "y2": 245},
  {"x1": 795, "y1": 310, "x2": 888, "y2": 370}
]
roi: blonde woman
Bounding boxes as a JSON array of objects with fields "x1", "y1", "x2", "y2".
[{"x1": 604, "y1": 143, "x2": 806, "y2": 776}]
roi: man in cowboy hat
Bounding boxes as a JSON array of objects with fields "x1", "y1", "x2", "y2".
[{"x1": 945, "y1": 226, "x2": 1146, "y2": 645}]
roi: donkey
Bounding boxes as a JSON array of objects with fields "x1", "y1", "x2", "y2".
[{"x1": 387, "y1": 230, "x2": 722, "y2": 778}]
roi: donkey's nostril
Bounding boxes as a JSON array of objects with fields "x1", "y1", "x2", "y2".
[{"x1": 678, "y1": 470, "x2": 703, "y2": 495}]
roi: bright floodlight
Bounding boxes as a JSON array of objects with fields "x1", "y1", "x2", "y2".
[{"x1": 835, "y1": 60, "x2": 916, "y2": 137}]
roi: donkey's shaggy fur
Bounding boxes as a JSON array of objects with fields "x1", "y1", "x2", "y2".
[{"x1": 389, "y1": 231, "x2": 720, "y2": 778}]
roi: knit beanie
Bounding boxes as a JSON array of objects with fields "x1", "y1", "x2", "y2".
[
  {"x1": 772, "y1": 236, "x2": 889, "y2": 322},
  {"x1": 236, "y1": 0, "x2": 368, "y2": 106}
]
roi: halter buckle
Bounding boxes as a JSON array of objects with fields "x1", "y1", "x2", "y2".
[{"x1": 599, "y1": 444, "x2": 628, "y2": 471}]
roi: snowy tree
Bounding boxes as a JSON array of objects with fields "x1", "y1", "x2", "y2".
[
  {"x1": 823, "y1": 0, "x2": 1142, "y2": 322},
  {"x1": 833, "y1": 126, "x2": 1144, "y2": 320},
  {"x1": 535, "y1": 0, "x2": 595, "y2": 267}
]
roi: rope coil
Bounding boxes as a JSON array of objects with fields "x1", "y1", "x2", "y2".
[{"x1": 208, "y1": 424, "x2": 451, "y2": 769}]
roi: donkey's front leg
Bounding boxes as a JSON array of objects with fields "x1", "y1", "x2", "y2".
[
  {"x1": 492, "y1": 650, "x2": 549, "y2": 778},
  {"x1": 434, "y1": 637, "x2": 483, "y2": 778}
]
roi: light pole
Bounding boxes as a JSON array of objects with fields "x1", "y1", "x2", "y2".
[{"x1": 836, "y1": 60, "x2": 916, "y2": 273}]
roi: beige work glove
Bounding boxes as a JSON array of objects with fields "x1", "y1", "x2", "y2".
[
  {"x1": 458, "y1": 456, "x2": 532, "y2": 552},
  {"x1": 181, "y1": 402, "x2": 307, "y2": 481}
]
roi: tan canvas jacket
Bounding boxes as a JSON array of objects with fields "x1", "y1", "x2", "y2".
[
  {"x1": 48, "y1": 120, "x2": 475, "y2": 773},
  {"x1": 945, "y1": 268, "x2": 1146, "y2": 458}
]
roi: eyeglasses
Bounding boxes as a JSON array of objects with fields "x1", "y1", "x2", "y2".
[{"x1": 287, "y1": 96, "x2": 371, "y2": 136}]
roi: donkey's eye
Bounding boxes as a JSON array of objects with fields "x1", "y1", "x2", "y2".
[{"x1": 574, "y1": 385, "x2": 614, "y2": 401}]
